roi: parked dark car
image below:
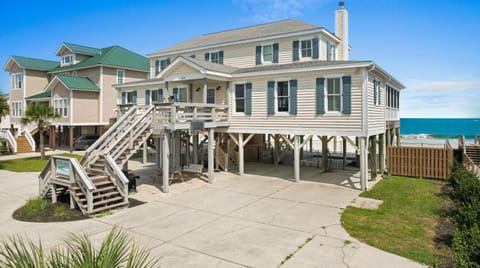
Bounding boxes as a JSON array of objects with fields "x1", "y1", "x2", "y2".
[{"x1": 73, "y1": 135, "x2": 99, "y2": 150}]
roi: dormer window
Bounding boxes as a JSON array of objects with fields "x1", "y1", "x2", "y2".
[
  {"x1": 61, "y1": 54, "x2": 75, "y2": 66},
  {"x1": 300, "y1": 40, "x2": 312, "y2": 58}
]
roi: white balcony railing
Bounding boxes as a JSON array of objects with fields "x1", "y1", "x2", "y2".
[
  {"x1": 0, "y1": 129, "x2": 17, "y2": 153},
  {"x1": 386, "y1": 107, "x2": 400, "y2": 121}
]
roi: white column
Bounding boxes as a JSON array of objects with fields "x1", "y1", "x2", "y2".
[
  {"x1": 142, "y1": 141, "x2": 147, "y2": 164},
  {"x1": 208, "y1": 128, "x2": 214, "y2": 183},
  {"x1": 294, "y1": 135, "x2": 300, "y2": 182},
  {"x1": 238, "y1": 133, "x2": 244, "y2": 175},
  {"x1": 193, "y1": 135, "x2": 198, "y2": 164},
  {"x1": 203, "y1": 78, "x2": 208, "y2": 104},
  {"x1": 162, "y1": 132, "x2": 170, "y2": 193},
  {"x1": 359, "y1": 136, "x2": 368, "y2": 191}
]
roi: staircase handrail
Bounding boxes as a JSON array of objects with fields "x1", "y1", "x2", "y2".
[
  {"x1": 104, "y1": 106, "x2": 154, "y2": 156},
  {"x1": 0, "y1": 129, "x2": 17, "y2": 153},
  {"x1": 109, "y1": 112, "x2": 153, "y2": 160},
  {"x1": 24, "y1": 128, "x2": 36, "y2": 152},
  {"x1": 38, "y1": 157, "x2": 53, "y2": 195},
  {"x1": 81, "y1": 107, "x2": 137, "y2": 165},
  {"x1": 104, "y1": 154, "x2": 129, "y2": 203}
]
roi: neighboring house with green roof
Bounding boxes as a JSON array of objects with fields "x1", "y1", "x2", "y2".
[{"x1": 3, "y1": 43, "x2": 149, "y2": 152}]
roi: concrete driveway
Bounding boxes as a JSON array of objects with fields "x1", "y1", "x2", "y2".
[{"x1": 0, "y1": 162, "x2": 424, "y2": 268}]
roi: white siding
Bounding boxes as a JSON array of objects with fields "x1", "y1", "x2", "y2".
[{"x1": 367, "y1": 74, "x2": 386, "y2": 135}]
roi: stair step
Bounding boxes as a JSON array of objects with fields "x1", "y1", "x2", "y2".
[
  {"x1": 79, "y1": 191, "x2": 120, "y2": 202},
  {"x1": 91, "y1": 201, "x2": 129, "y2": 214},
  {"x1": 81, "y1": 196, "x2": 124, "y2": 208}
]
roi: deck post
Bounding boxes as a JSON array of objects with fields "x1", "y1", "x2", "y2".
[
  {"x1": 203, "y1": 78, "x2": 208, "y2": 104},
  {"x1": 395, "y1": 127, "x2": 401, "y2": 146},
  {"x1": 370, "y1": 135, "x2": 377, "y2": 180},
  {"x1": 333, "y1": 136, "x2": 337, "y2": 153},
  {"x1": 142, "y1": 141, "x2": 148, "y2": 164},
  {"x1": 342, "y1": 137, "x2": 347, "y2": 169},
  {"x1": 51, "y1": 184, "x2": 57, "y2": 204},
  {"x1": 355, "y1": 137, "x2": 360, "y2": 167},
  {"x1": 69, "y1": 126, "x2": 74, "y2": 152},
  {"x1": 238, "y1": 133, "x2": 244, "y2": 175},
  {"x1": 386, "y1": 129, "x2": 390, "y2": 147},
  {"x1": 208, "y1": 128, "x2": 214, "y2": 183},
  {"x1": 294, "y1": 135, "x2": 300, "y2": 182},
  {"x1": 322, "y1": 136, "x2": 328, "y2": 172},
  {"x1": 193, "y1": 135, "x2": 198, "y2": 164},
  {"x1": 379, "y1": 133, "x2": 385, "y2": 175},
  {"x1": 162, "y1": 131, "x2": 170, "y2": 193},
  {"x1": 215, "y1": 134, "x2": 220, "y2": 170},
  {"x1": 359, "y1": 136, "x2": 368, "y2": 191},
  {"x1": 50, "y1": 126, "x2": 56, "y2": 151}
]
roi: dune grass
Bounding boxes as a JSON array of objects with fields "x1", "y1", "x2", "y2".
[
  {"x1": 341, "y1": 176, "x2": 452, "y2": 266},
  {"x1": 0, "y1": 153, "x2": 81, "y2": 172}
]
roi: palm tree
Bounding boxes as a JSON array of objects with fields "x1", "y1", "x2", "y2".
[
  {"x1": 0, "y1": 227, "x2": 159, "y2": 268},
  {"x1": 21, "y1": 103, "x2": 60, "y2": 160},
  {"x1": 0, "y1": 95, "x2": 9, "y2": 123}
]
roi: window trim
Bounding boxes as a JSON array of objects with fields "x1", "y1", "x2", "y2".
[
  {"x1": 373, "y1": 78, "x2": 381, "y2": 106},
  {"x1": 173, "y1": 85, "x2": 189, "y2": 103},
  {"x1": 261, "y1": 43, "x2": 274, "y2": 64},
  {"x1": 116, "y1": 69, "x2": 125, "y2": 84},
  {"x1": 11, "y1": 72, "x2": 23, "y2": 89},
  {"x1": 324, "y1": 76, "x2": 343, "y2": 115},
  {"x1": 61, "y1": 54, "x2": 75, "y2": 66},
  {"x1": 151, "y1": 88, "x2": 164, "y2": 104},
  {"x1": 206, "y1": 88, "x2": 216, "y2": 104},
  {"x1": 208, "y1": 50, "x2": 221, "y2": 64},
  {"x1": 11, "y1": 101, "x2": 22, "y2": 118},
  {"x1": 53, "y1": 98, "x2": 69, "y2": 118},
  {"x1": 121, "y1": 90, "x2": 137, "y2": 105},
  {"x1": 233, "y1": 82, "x2": 247, "y2": 115},
  {"x1": 274, "y1": 79, "x2": 291, "y2": 115},
  {"x1": 299, "y1": 39, "x2": 313, "y2": 60}
]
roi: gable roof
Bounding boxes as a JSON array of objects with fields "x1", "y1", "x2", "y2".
[
  {"x1": 55, "y1": 75, "x2": 100, "y2": 91},
  {"x1": 3, "y1": 56, "x2": 59, "y2": 71},
  {"x1": 150, "y1": 19, "x2": 338, "y2": 56},
  {"x1": 56, "y1": 42, "x2": 101, "y2": 56},
  {"x1": 183, "y1": 56, "x2": 238, "y2": 74},
  {"x1": 49, "y1": 46, "x2": 149, "y2": 73},
  {"x1": 25, "y1": 91, "x2": 51, "y2": 100}
]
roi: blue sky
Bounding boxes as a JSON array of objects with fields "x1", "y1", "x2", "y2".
[{"x1": 1, "y1": 0, "x2": 479, "y2": 118}]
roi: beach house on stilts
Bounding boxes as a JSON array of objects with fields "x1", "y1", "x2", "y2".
[{"x1": 37, "y1": 2, "x2": 404, "y2": 214}]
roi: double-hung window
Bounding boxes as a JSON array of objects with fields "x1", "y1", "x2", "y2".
[
  {"x1": 207, "y1": 88, "x2": 215, "y2": 104},
  {"x1": 276, "y1": 81, "x2": 290, "y2": 113},
  {"x1": 151, "y1": 89, "x2": 163, "y2": 103},
  {"x1": 373, "y1": 79, "x2": 381, "y2": 106},
  {"x1": 173, "y1": 87, "x2": 188, "y2": 102},
  {"x1": 235, "y1": 84, "x2": 246, "y2": 113},
  {"x1": 154, "y1": 58, "x2": 170, "y2": 75},
  {"x1": 116, "y1": 70, "x2": 125, "y2": 84},
  {"x1": 300, "y1": 40, "x2": 312, "y2": 58},
  {"x1": 11, "y1": 73, "x2": 23, "y2": 89},
  {"x1": 326, "y1": 78, "x2": 342, "y2": 112},
  {"x1": 121, "y1": 91, "x2": 137, "y2": 105},
  {"x1": 53, "y1": 98, "x2": 69, "y2": 117},
  {"x1": 262, "y1": 44, "x2": 273, "y2": 63},
  {"x1": 210, "y1": 52, "x2": 220, "y2": 64},
  {"x1": 11, "y1": 101, "x2": 22, "y2": 117},
  {"x1": 61, "y1": 54, "x2": 75, "y2": 66}
]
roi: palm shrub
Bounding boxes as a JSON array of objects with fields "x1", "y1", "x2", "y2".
[
  {"x1": 0, "y1": 227, "x2": 158, "y2": 268},
  {"x1": 21, "y1": 103, "x2": 60, "y2": 160},
  {"x1": 0, "y1": 95, "x2": 9, "y2": 123}
]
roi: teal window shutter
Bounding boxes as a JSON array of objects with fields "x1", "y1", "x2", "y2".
[
  {"x1": 121, "y1": 92, "x2": 126, "y2": 104},
  {"x1": 158, "y1": 89, "x2": 163, "y2": 103},
  {"x1": 327, "y1": 42, "x2": 331, "y2": 61},
  {"x1": 204, "y1": 53, "x2": 210, "y2": 61},
  {"x1": 273, "y1": 43, "x2": 279, "y2": 63},
  {"x1": 374, "y1": 80, "x2": 378, "y2": 105},
  {"x1": 316, "y1": 78, "x2": 325, "y2": 114},
  {"x1": 292, "y1": 41, "x2": 299, "y2": 61},
  {"x1": 255, "y1": 46, "x2": 261, "y2": 65},
  {"x1": 312, "y1": 38, "x2": 319, "y2": 59},
  {"x1": 219, "y1": 51, "x2": 224, "y2": 64},
  {"x1": 267, "y1": 81, "x2": 275, "y2": 115},
  {"x1": 145, "y1": 90, "x2": 151, "y2": 105},
  {"x1": 173, "y1": 88, "x2": 178, "y2": 102},
  {"x1": 132, "y1": 91, "x2": 137, "y2": 104},
  {"x1": 289, "y1": 79, "x2": 297, "y2": 115},
  {"x1": 245, "y1": 83, "x2": 252, "y2": 115},
  {"x1": 166, "y1": 58, "x2": 171, "y2": 65},
  {"x1": 342, "y1": 76, "x2": 351, "y2": 114},
  {"x1": 155, "y1": 60, "x2": 160, "y2": 75},
  {"x1": 378, "y1": 83, "x2": 381, "y2": 105}
]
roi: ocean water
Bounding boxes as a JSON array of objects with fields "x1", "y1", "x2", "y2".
[{"x1": 400, "y1": 118, "x2": 480, "y2": 140}]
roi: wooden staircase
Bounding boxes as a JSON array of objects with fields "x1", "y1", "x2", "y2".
[
  {"x1": 15, "y1": 135, "x2": 34, "y2": 153},
  {"x1": 72, "y1": 176, "x2": 128, "y2": 214},
  {"x1": 216, "y1": 135, "x2": 238, "y2": 172},
  {"x1": 466, "y1": 145, "x2": 480, "y2": 166}
]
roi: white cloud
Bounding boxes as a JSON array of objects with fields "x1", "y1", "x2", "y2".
[
  {"x1": 404, "y1": 80, "x2": 480, "y2": 92},
  {"x1": 233, "y1": 0, "x2": 326, "y2": 22}
]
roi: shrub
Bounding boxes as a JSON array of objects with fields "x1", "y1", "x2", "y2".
[
  {"x1": 453, "y1": 224, "x2": 480, "y2": 268},
  {"x1": 449, "y1": 165, "x2": 480, "y2": 206}
]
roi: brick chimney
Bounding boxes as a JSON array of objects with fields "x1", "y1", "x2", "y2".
[{"x1": 335, "y1": 1, "x2": 349, "y2": 60}]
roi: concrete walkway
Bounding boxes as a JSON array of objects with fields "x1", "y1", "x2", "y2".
[{"x1": 0, "y1": 161, "x2": 424, "y2": 267}]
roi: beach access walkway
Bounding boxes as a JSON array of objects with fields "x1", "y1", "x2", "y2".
[{"x1": 0, "y1": 159, "x2": 425, "y2": 267}]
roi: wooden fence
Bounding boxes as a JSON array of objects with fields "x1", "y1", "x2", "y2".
[{"x1": 387, "y1": 146, "x2": 454, "y2": 179}]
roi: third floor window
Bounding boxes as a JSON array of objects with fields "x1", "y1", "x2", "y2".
[
  {"x1": 11, "y1": 73, "x2": 22, "y2": 89},
  {"x1": 301, "y1": 40, "x2": 312, "y2": 58},
  {"x1": 116, "y1": 69, "x2": 125, "y2": 84},
  {"x1": 61, "y1": 54, "x2": 75, "y2": 66}
]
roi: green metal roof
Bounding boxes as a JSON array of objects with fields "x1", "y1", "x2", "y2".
[
  {"x1": 61, "y1": 42, "x2": 101, "y2": 56},
  {"x1": 25, "y1": 91, "x2": 51, "y2": 100},
  {"x1": 56, "y1": 75, "x2": 100, "y2": 91},
  {"x1": 50, "y1": 46, "x2": 149, "y2": 73},
  {"x1": 10, "y1": 56, "x2": 59, "y2": 71}
]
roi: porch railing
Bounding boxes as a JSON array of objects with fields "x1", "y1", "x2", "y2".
[
  {"x1": 386, "y1": 107, "x2": 400, "y2": 121},
  {"x1": 24, "y1": 128, "x2": 36, "y2": 152},
  {"x1": 0, "y1": 129, "x2": 17, "y2": 153},
  {"x1": 152, "y1": 102, "x2": 229, "y2": 130}
]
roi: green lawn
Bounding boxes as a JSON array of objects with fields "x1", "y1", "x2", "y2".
[
  {"x1": 0, "y1": 153, "x2": 82, "y2": 172},
  {"x1": 341, "y1": 176, "x2": 451, "y2": 266}
]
